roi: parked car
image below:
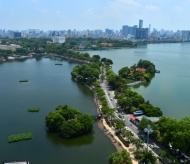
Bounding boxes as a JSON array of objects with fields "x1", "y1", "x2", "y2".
[
  {"x1": 149, "y1": 144, "x2": 154, "y2": 149},
  {"x1": 133, "y1": 110, "x2": 144, "y2": 116}
]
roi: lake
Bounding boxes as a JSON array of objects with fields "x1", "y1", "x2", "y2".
[
  {"x1": 87, "y1": 43, "x2": 190, "y2": 119},
  {"x1": 0, "y1": 58, "x2": 116, "y2": 164}
]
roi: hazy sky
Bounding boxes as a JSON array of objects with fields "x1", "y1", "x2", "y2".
[{"x1": 1, "y1": 0, "x2": 190, "y2": 31}]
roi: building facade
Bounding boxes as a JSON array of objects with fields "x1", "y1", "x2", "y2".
[
  {"x1": 135, "y1": 28, "x2": 148, "y2": 39},
  {"x1": 52, "y1": 36, "x2": 66, "y2": 44}
]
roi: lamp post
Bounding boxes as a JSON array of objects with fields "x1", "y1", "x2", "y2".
[{"x1": 144, "y1": 124, "x2": 153, "y2": 149}]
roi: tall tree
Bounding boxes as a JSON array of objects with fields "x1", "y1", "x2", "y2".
[
  {"x1": 138, "y1": 149, "x2": 157, "y2": 164},
  {"x1": 107, "y1": 150, "x2": 132, "y2": 164}
]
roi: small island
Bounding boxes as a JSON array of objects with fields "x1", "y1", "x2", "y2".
[
  {"x1": 28, "y1": 107, "x2": 40, "y2": 112},
  {"x1": 8, "y1": 132, "x2": 33, "y2": 143},
  {"x1": 45, "y1": 105, "x2": 94, "y2": 139},
  {"x1": 19, "y1": 80, "x2": 28, "y2": 82}
]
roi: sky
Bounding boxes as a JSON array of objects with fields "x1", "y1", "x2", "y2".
[{"x1": 1, "y1": 0, "x2": 190, "y2": 31}]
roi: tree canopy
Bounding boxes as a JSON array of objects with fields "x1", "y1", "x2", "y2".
[
  {"x1": 45, "y1": 105, "x2": 94, "y2": 139},
  {"x1": 107, "y1": 150, "x2": 132, "y2": 164}
]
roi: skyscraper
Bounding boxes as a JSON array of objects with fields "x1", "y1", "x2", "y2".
[
  {"x1": 139, "y1": 19, "x2": 143, "y2": 28},
  {"x1": 148, "y1": 24, "x2": 151, "y2": 36}
]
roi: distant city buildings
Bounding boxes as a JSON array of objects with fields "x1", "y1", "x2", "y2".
[
  {"x1": 0, "y1": 19, "x2": 189, "y2": 41},
  {"x1": 122, "y1": 25, "x2": 137, "y2": 37},
  {"x1": 0, "y1": 44, "x2": 22, "y2": 51},
  {"x1": 182, "y1": 31, "x2": 190, "y2": 41},
  {"x1": 52, "y1": 36, "x2": 66, "y2": 44}
]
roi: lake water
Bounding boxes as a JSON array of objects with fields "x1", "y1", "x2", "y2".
[
  {"x1": 0, "y1": 58, "x2": 116, "y2": 163},
  {"x1": 87, "y1": 43, "x2": 190, "y2": 119}
]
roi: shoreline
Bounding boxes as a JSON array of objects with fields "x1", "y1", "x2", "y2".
[{"x1": 90, "y1": 85, "x2": 139, "y2": 164}]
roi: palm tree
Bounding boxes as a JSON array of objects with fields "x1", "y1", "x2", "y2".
[
  {"x1": 131, "y1": 138, "x2": 144, "y2": 150},
  {"x1": 138, "y1": 149, "x2": 157, "y2": 164}
]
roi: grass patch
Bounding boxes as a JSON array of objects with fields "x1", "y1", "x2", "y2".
[
  {"x1": 8, "y1": 133, "x2": 33, "y2": 143},
  {"x1": 28, "y1": 107, "x2": 40, "y2": 112},
  {"x1": 19, "y1": 80, "x2": 28, "y2": 82}
]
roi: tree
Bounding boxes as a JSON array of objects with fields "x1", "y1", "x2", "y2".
[
  {"x1": 118, "y1": 66, "x2": 131, "y2": 79},
  {"x1": 115, "y1": 119, "x2": 125, "y2": 132},
  {"x1": 45, "y1": 110, "x2": 65, "y2": 131},
  {"x1": 46, "y1": 105, "x2": 94, "y2": 139},
  {"x1": 107, "y1": 150, "x2": 132, "y2": 164},
  {"x1": 138, "y1": 149, "x2": 157, "y2": 164},
  {"x1": 122, "y1": 129, "x2": 133, "y2": 142},
  {"x1": 158, "y1": 150, "x2": 167, "y2": 162},
  {"x1": 131, "y1": 138, "x2": 144, "y2": 150}
]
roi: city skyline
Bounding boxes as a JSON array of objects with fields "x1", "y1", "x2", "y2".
[{"x1": 1, "y1": 0, "x2": 190, "y2": 31}]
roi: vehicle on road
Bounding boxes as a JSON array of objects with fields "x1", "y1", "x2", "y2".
[
  {"x1": 149, "y1": 144, "x2": 154, "y2": 149},
  {"x1": 133, "y1": 110, "x2": 144, "y2": 116},
  {"x1": 111, "y1": 98, "x2": 113, "y2": 101}
]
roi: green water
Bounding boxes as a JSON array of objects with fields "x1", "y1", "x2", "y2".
[
  {"x1": 0, "y1": 58, "x2": 116, "y2": 163},
  {"x1": 87, "y1": 43, "x2": 190, "y2": 119}
]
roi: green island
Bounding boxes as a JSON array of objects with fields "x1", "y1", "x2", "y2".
[
  {"x1": 8, "y1": 132, "x2": 33, "y2": 143},
  {"x1": 45, "y1": 105, "x2": 94, "y2": 139},
  {"x1": 19, "y1": 80, "x2": 28, "y2": 82},
  {"x1": 28, "y1": 107, "x2": 40, "y2": 112}
]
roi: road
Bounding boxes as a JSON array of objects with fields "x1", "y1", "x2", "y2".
[
  {"x1": 100, "y1": 79, "x2": 160, "y2": 158},
  {"x1": 100, "y1": 78, "x2": 190, "y2": 163}
]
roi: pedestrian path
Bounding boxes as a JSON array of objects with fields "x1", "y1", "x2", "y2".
[{"x1": 101, "y1": 119, "x2": 139, "y2": 164}]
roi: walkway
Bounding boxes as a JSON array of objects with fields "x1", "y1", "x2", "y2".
[{"x1": 101, "y1": 119, "x2": 138, "y2": 164}]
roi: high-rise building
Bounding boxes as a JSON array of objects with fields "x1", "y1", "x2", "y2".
[
  {"x1": 182, "y1": 31, "x2": 190, "y2": 41},
  {"x1": 135, "y1": 28, "x2": 148, "y2": 39},
  {"x1": 14, "y1": 32, "x2": 21, "y2": 38},
  {"x1": 139, "y1": 19, "x2": 143, "y2": 28},
  {"x1": 105, "y1": 28, "x2": 114, "y2": 36},
  {"x1": 148, "y1": 24, "x2": 151, "y2": 36},
  {"x1": 122, "y1": 25, "x2": 137, "y2": 37}
]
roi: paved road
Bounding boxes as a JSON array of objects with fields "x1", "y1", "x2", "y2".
[
  {"x1": 100, "y1": 80, "x2": 160, "y2": 158},
  {"x1": 100, "y1": 79, "x2": 190, "y2": 163}
]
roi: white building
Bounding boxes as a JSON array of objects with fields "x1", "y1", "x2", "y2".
[{"x1": 52, "y1": 36, "x2": 66, "y2": 44}]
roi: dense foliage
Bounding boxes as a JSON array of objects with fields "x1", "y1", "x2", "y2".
[
  {"x1": 71, "y1": 60, "x2": 101, "y2": 85},
  {"x1": 118, "y1": 59, "x2": 156, "y2": 82},
  {"x1": 157, "y1": 116, "x2": 190, "y2": 154},
  {"x1": 138, "y1": 103, "x2": 162, "y2": 117},
  {"x1": 107, "y1": 150, "x2": 132, "y2": 164},
  {"x1": 45, "y1": 105, "x2": 94, "y2": 139},
  {"x1": 8, "y1": 133, "x2": 33, "y2": 143}
]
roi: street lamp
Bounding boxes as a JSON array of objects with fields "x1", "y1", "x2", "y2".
[{"x1": 144, "y1": 124, "x2": 153, "y2": 149}]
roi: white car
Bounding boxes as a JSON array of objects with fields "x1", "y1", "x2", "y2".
[{"x1": 149, "y1": 144, "x2": 154, "y2": 149}]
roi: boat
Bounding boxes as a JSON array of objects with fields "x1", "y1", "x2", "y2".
[
  {"x1": 55, "y1": 63, "x2": 63, "y2": 65},
  {"x1": 3, "y1": 161, "x2": 29, "y2": 164}
]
